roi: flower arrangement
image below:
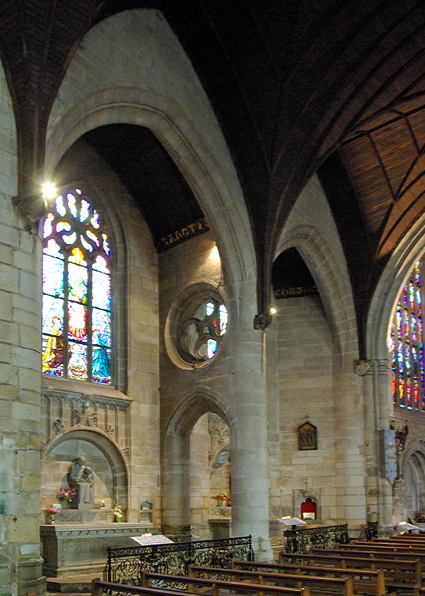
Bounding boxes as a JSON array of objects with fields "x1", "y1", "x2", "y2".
[
  {"x1": 46, "y1": 506, "x2": 61, "y2": 524},
  {"x1": 56, "y1": 485, "x2": 77, "y2": 501},
  {"x1": 212, "y1": 494, "x2": 231, "y2": 505},
  {"x1": 46, "y1": 507, "x2": 60, "y2": 513},
  {"x1": 113, "y1": 503, "x2": 123, "y2": 522}
]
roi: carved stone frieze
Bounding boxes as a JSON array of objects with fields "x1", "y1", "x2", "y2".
[
  {"x1": 209, "y1": 507, "x2": 231, "y2": 517},
  {"x1": 41, "y1": 387, "x2": 132, "y2": 447},
  {"x1": 208, "y1": 413, "x2": 230, "y2": 446}
]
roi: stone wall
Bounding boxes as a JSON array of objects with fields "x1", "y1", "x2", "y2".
[
  {"x1": 0, "y1": 62, "x2": 46, "y2": 594},
  {"x1": 270, "y1": 175, "x2": 366, "y2": 528},
  {"x1": 40, "y1": 140, "x2": 161, "y2": 525}
]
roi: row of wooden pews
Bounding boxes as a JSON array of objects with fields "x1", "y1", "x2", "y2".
[
  {"x1": 92, "y1": 565, "x2": 368, "y2": 596},
  {"x1": 277, "y1": 532, "x2": 425, "y2": 596},
  {"x1": 91, "y1": 534, "x2": 425, "y2": 596},
  {"x1": 91, "y1": 556, "x2": 408, "y2": 595}
]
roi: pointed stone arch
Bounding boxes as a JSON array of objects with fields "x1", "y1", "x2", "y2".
[
  {"x1": 163, "y1": 390, "x2": 233, "y2": 441},
  {"x1": 275, "y1": 223, "x2": 357, "y2": 357},
  {"x1": 42, "y1": 428, "x2": 128, "y2": 512},
  {"x1": 364, "y1": 213, "x2": 425, "y2": 531},
  {"x1": 399, "y1": 440, "x2": 425, "y2": 521},
  {"x1": 161, "y1": 391, "x2": 233, "y2": 538},
  {"x1": 46, "y1": 89, "x2": 255, "y2": 314},
  {"x1": 367, "y1": 213, "x2": 425, "y2": 361}
]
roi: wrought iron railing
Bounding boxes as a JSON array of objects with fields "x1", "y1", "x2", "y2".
[
  {"x1": 284, "y1": 524, "x2": 349, "y2": 554},
  {"x1": 104, "y1": 535, "x2": 253, "y2": 587},
  {"x1": 365, "y1": 521, "x2": 378, "y2": 540}
]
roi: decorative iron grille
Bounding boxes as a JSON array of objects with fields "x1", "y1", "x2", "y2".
[
  {"x1": 284, "y1": 524, "x2": 349, "y2": 554},
  {"x1": 364, "y1": 521, "x2": 378, "y2": 540},
  {"x1": 104, "y1": 535, "x2": 253, "y2": 589}
]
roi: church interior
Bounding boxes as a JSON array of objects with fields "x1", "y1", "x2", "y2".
[{"x1": 2, "y1": 1, "x2": 425, "y2": 594}]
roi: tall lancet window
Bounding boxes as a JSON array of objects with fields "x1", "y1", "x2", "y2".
[
  {"x1": 390, "y1": 259, "x2": 425, "y2": 411},
  {"x1": 41, "y1": 189, "x2": 112, "y2": 384}
]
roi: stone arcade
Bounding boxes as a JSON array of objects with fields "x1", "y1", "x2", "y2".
[{"x1": 2, "y1": 2, "x2": 425, "y2": 595}]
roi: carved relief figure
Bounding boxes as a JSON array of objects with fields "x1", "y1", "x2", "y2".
[{"x1": 68, "y1": 456, "x2": 94, "y2": 505}]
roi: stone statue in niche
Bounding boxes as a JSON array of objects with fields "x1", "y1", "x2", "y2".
[{"x1": 68, "y1": 456, "x2": 94, "y2": 508}]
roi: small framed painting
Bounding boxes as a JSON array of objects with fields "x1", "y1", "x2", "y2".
[{"x1": 298, "y1": 420, "x2": 318, "y2": 450}]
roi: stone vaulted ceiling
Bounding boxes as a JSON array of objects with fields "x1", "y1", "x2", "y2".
[{"x1": 1, "y1": 0, "x2": 425, "y2": 354}]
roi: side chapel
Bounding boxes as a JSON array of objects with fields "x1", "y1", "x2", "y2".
[{"x1": 2, "y1": 1, "x2": 425, "y2": 594}]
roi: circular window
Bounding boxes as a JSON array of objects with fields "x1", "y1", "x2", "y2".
[{"x1": 165, "y1": 284, "x2": 228, "y2": 369}]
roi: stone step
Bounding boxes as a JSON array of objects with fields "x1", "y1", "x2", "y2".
[{"x1": 47, "y1": 573, "x2": 100, "y2": 593}]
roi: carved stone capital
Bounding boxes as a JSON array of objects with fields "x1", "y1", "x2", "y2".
[
  {"x1": 12, "y1": 193, "x2": 45, "y2": 231},
  {"x1": 253, "y1": 312, "x2": 272, "y2": 330},
  {"x1": 355, "y1": 359, "x2": 374, "y2": 376}
]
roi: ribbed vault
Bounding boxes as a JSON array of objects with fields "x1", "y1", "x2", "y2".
[{"x1": 2, "y1": 0, "x2": 425, "y2": 352}]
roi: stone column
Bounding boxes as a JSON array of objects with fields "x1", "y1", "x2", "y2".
[
  {"x1": 357, "y1": 359, "x2": 380, "y2": 527},
  {"x1": 161, "y1": 430, "x2": 191, "y2": 540},
  {"x1": 228, "y1": 290, "x2": 273, "y2": 561},
  {"x1": 354, "y1": 358, "x2": 394, "y2": 535},
  {"x1": 1, "y1": 197, "x2": 45, "y2": 595},
  {"x1": 374, "y1": 358, "x2": 394, "y2": 534},
  {"x1": 332, "y1": 356, "x2": 368, "y2": 528}
]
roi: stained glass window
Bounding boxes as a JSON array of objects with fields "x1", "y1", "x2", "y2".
[
  {"x1": 180, "y1": 297, "x2": 227, "y2": 364},
  {"x1": 41, "y1": 189, "x2": 112, "y2": 384},
  {"x1": 390, "y1": 259, "x2": 424, "y2": 410}
]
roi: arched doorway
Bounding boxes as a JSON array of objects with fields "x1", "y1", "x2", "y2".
[
  {"x1": 401, "y1": 446, "x2": 425, "y2": 522},
  {"x1": 162, "y1": 393, "x2": 232, "y2": 540},
  {"x1": 190, "y1": 413, "x2": 231, "y2": 539}
]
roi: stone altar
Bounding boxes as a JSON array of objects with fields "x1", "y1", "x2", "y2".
[
  {"x1": 209, "y1": 506, "x2": 231, "y2": 539},
  {"x1": 41, "y1": 522, "x2": 153, "y2": 577}
]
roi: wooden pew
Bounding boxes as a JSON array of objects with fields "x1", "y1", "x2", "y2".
[
  {"x1": 387, "y1": 536, "x2": 425, "y2": 542},
  {"x1": 90, "y1": 580, "x2": 228, "y2": 596},
  {"x1": 141, "y1": 571, "x2": 312, "y2": 596},
  {"x1": 316, "y1": 544, "x2": 425, "y2": 566},
  {"x1": 229, "y1": 559, "x2": 385, "y2": 596},
  {"x1": 187, "y1": 564, "x2": 355, "y2": 596},
  {"x1": 278, "y1": 551, "x2": 422, "y2": 594},
  {"x1": 336, "y1": 543, "x2": 425, "y2": 555},
  {"x1": 373, "y1": 538, "x2": 425, "y2": 546}
]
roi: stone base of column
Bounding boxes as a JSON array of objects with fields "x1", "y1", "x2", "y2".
[
  {"x1": 161, "y1": 524, "x2": 191, "y2": 542},
  {"x1": 17, "y1": 557, "x2": 46, "y2": 596},
  {"x1": 252, "y1": 535, "x2": 273, "y2": 562}
]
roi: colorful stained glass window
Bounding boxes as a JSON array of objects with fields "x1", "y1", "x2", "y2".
[
  {"x1": 390, "y1": 260, "x2": 424, "y2": 410},
  {"x1": 41, "y1": 189, "x2": 112, "y2": 384}
]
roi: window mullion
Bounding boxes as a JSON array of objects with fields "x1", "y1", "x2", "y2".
[
  {"x1": 63, "y1": 253, "x2": 69, "y2": 379},
  {"x1": 88, "y1": 263, "x2": 93, "y2": 383}
]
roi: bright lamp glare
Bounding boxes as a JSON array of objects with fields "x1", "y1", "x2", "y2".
[
  {"x1": 270, "y1": 307, "x2": 277, "y2": 315},
  {"x1": 42, "y1": 182, "x2": 57, "y2": 200}
]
